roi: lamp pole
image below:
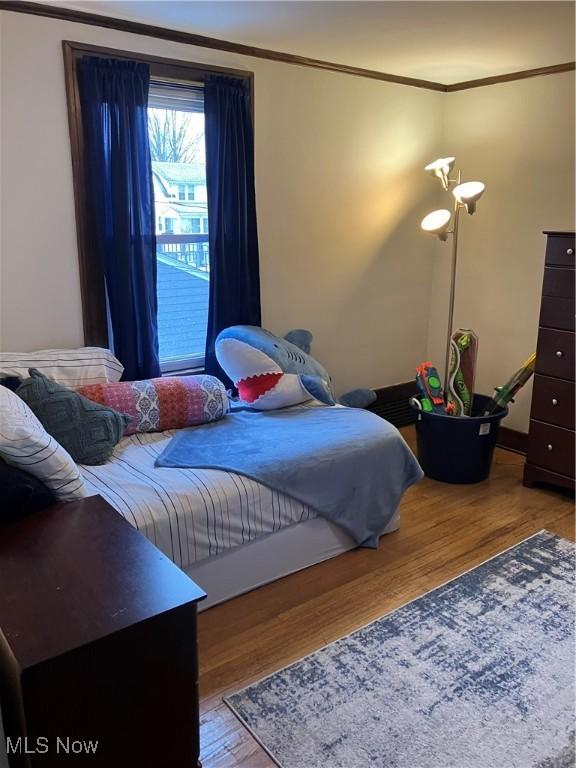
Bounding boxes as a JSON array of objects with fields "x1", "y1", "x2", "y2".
[{"x1": 444, "y1": 169, "x2": 461, "y2": 390}]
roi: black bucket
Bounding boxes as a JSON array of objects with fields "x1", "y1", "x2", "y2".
[{"x1": 410, "y1": 394, "x2": 508, "y2": 484}]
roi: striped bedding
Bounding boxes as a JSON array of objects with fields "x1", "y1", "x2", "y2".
[
  {"x1": 79, "y1": 430, "x2": 315, "y2": 569},
  {"x1": 0, "y1": 347, "x2": 124, "y2": 388}
]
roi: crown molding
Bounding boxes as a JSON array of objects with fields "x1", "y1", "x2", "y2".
[
  {"x1": 0, "y1": 1, "x2": 447, "y2": 91},
  {"x1": 0, "y1": 1, "x2": 574, "y2": 93},
  {"x1": 446, "y1": 61, "x2": 575, "y2": 92}
]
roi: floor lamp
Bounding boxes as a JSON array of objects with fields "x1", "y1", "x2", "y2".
[{"x1": 420, "y1": 156, "x2": 486, "y2": 390}]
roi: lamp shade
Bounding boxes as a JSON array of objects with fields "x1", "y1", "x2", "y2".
[
  {"x1": 421, "y1": 209, "x2": 452, "y2": 241},
  {"x1": 424, "y1": 157, "x2": 455, "y2": 190},
  {"x1": 452, "y1": 181, "x2": 485, "y2": 214}
]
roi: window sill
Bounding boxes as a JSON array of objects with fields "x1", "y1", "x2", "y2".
[
  {"x1": 160, "y1": 354, "x2": 205, "y2": 376},
  {"x1": 162, "y1": 366, "x2": 205, "y2": 377}
]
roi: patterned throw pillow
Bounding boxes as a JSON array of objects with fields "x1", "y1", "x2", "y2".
[
  {"x1": 16, "y1": 369, "x2": 131, "y2": 465},
  {"x1": 0, "y1": 384, "x2": 87, "y2": 501},
  {"x1": 78, "y1": 375, "x2": 229, "y2": 435}
]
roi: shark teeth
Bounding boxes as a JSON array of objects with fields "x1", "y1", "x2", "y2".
[{"x1": 236, "y1": 372, "x2": 283, "y2": 403}]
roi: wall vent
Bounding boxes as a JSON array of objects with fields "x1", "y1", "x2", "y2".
[{"x1": 368, "y1": 381, "x2": 418, "y2": 428}]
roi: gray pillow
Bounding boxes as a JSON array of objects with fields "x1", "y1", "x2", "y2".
[{"x1": 16, "y1": 368, "x2": 131, "y2": 465}]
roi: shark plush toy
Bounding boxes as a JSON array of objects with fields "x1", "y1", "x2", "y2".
[{"x1": 215, "y1": 325, "x2": 376, "y2": 411}]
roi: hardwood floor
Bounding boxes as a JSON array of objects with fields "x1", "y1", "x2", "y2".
[{"x1": 197, "y1": 428, "x2": 574, "y2": 767}]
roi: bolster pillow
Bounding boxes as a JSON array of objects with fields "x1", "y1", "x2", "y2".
[{"x1": 78, "y1": 375, "x2": 229, "y2": 435}]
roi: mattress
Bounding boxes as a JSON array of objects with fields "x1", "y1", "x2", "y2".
[{"x1": 80, "y1": 430, "x2": 315, "y2": 570}]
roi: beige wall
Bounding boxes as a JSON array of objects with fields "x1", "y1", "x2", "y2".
[
  {"x1": 0, "y1": 12, "x2": 573, "y2": 417},
  {"x1": 0, "y1": 11, "x2": 444, "y2": 396},
  {"x1": 426, "y1": 72, "x2": 575, "y2": 431}
]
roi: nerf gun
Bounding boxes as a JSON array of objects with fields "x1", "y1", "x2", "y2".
[
  {"x1": 415, "y1": 362, "x2": 446, "y2": 414},
  {"x1": 484, "y1": 353, "x2": 536, "y2": 415}
]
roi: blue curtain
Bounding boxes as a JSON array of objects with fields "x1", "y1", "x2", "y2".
[
  {"x1": 77, "y1": 56, "x2": 160, "y2": 380},
  {"x1": 204, "y1": 75, "x2": 261, "y2": 385}
]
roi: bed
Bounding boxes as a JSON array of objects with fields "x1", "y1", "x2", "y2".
[
  {"x1": 1, "y1": 349, "x2": 413, "y2": 610},
  {"x1": 0, "y1": 347, "x2": 419, "y2": 609},
  {"x1": 79, "y1": 428, "x2": 401, "y2": 610}
]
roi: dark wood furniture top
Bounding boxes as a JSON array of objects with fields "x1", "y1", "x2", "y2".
[
  {"x1": 524, "y1": 231, "x2": 575, "y2": 492},
  {"x1": 0, "y1": 495, "x2": 205, "y2": 668},
  {"x1": 0, "y1": 495, "x2": 206, "y2": 767}
]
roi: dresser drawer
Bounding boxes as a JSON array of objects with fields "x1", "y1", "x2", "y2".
[
  {"x1": 527, "y1": 421, "x2": 575, "y2": 477},
  {"x1": 543, "y1": 267, "x2": 575, "y2": 300},
  {"x1": 540, "y1": 295, "x2": 575, "y2": 331},
  {"x1": 535, "y1": 328, "x2": 575, "y2": 380},
  {"x1": 531, "y1": 375, "x2": 574, "y2": 429},
  {"x1": 545, "y1": 235, "x2": 575, "y2": 267}
]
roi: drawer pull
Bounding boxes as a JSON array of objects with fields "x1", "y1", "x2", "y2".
[
  {"x1": 552, "y1": 398, "x2": 558, "y2": 406},
  {"x1": 568, "y1": 248, "x2": 574, "y2": 256},
  {"x1": 555, "y1": 350, "x2": 564, "y2": 358},
  {"x1": 547, "y1": 444, "x2": 553, "y2": 451}
]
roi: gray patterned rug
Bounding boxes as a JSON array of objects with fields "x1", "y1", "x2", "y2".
[{"x1": 225, "y1": 531, "x2": 575, "y2": 768}]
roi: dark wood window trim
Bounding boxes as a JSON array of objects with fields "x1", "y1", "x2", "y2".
[{"x1": 63, "y1": 40, "x2": 254, "y2": 347}]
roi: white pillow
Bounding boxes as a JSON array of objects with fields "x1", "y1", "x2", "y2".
[
  {"x1": 0, "y1": 385, "x2": 87, "y2": 501},
  {"x1": 0, "y1": 347, "x2": 123, "y2": 389}
]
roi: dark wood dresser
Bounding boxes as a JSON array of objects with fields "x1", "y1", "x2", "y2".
[
  {"x1": 524, "y1": 231, "x2": 575, "y2": 491},
  {"x1": 0, "y1": 496, "x2": 206, "y2": 767}
]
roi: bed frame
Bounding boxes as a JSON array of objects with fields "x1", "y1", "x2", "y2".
[{"x1": 186, "y1": 510, "x2": 400, "y2": 610}]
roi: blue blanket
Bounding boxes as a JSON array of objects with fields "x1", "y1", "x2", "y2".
[{"x1": 156, "y1": 406, "x2": 423, "y2": 547}]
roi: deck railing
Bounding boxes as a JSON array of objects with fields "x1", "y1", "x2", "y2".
[{"x1": 156, "y1": 233, "x2": 209, "y2": 272}]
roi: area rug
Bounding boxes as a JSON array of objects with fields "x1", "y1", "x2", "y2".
[{"x1": 224, "y1": 531, "x2": 575, "y2": 768}]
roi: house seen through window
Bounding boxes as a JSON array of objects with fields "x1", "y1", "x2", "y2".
[{"x1": 148, "y1": 80, "x2": 209, "y2": 371}]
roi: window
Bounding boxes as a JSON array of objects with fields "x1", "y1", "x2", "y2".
[
  {"x1": 180, "y1": 217, "x2": 202, "y2": 234},
  {"x1": 63, "y1": 42, "x2": 253, "y2": 368},
  {"x1": 177, "y1": 184, "x2": 196, "y2": 200},
  {"x1": 148, "y1": 79, "x2": 209, "y2": 371}
]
